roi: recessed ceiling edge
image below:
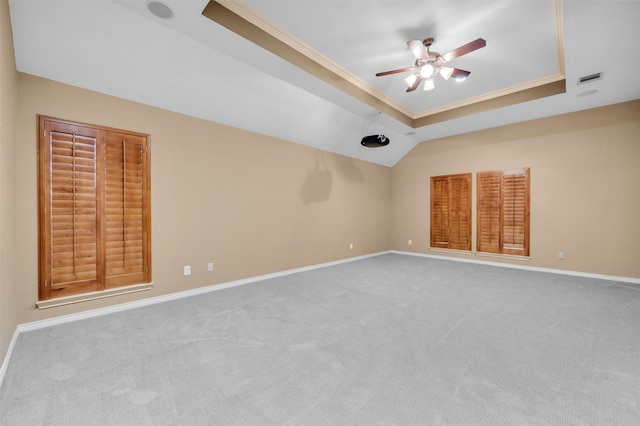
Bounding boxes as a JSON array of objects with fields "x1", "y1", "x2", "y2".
[{"x1": 201, "y1": 0, "x2": 566, "y2": 129}]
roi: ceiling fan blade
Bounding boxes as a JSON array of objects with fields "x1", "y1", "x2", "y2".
[
  {"x1": 442, "y1": 38, "x2": 486, "y2": 62},
  {"x1": 407, "y1": 39, "x2": 429, "y2": 60},
  {"x1": 375, "y1": 67, "x2": 415, "y2": 77},
  {"x1": 405, "y1": 76, "x2": 422, "y2": 92},
  {"x1": 450, "y1": 68, "x2": 471, "y2": 79}
]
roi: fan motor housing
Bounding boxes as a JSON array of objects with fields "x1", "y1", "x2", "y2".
[{"x1": 361, "y1": 134, "x2": 390, "y2": 148}]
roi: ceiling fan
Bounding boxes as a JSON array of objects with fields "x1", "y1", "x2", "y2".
[{"x1": 376, "y1": 37, "x2": 486, "y2": 92}]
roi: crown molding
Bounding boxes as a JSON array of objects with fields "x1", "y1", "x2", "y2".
[{"x1": 202, "y1": 0, "x2": 566, "y2": 129}]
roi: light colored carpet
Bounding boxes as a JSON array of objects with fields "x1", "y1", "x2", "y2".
[{"x1": 1, "y1": 253, "x2": 639, "y2": 425}]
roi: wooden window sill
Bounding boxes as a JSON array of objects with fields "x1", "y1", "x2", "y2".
[
  {"x1": 475, "y1": 252, "x2": 531, "y2": 262},
  {"x1": 429, "y1": 247, "x2": 473, "y2": 255},
  {"x1": 36, "y1": 283, "x2": 153, "y2": 309},
  {"x1": 429, "y1": 247, "x2": 530, "y2": 262}
]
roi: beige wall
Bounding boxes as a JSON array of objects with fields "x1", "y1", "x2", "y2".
[
  {"x1": 1, "y1": 0, "x2": 638, "y2": 370},
  {"x1": 0, "y1": 0, "x2": 18, "y2": 365},
  {"x1": 391, "y1": 100, "x2": 640, "y2": 278},
  {"x1": 13, "y1": 73, "x2": 391, "y2": 325}
]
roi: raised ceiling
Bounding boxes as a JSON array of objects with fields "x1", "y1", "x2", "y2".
[
  {"x1": 202, "y1": 0, "x2": 565, "y2": 127},
  {"x1": 9, "y1": 0, "x2": 640, "y2": 166}
]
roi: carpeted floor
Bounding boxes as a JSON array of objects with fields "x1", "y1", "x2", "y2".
[{"x1": 1, "y1": 253, "x2": 639, "y2": 425}]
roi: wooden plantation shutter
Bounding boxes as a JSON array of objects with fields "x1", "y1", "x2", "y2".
[
  {"x1": 448, "y1": 175, "x2": 471, "y2": 250},
  {"x1": 103, "y1": 131, "x2": 149, "y2": 288},
  {"x1": 430, "y1": 176, "x2": 449, "y2": 248},
  {"x1": 477, "y1": 172, "x2": 501, "y2": 254},
  {"x1": 477, "y1": 168, "x2": 530, "y2": 256},
  {"x1": 430, "y1": 173, "x2": 471, "y2": 250},
  {"x1": 38, "y1": 116, "x2": 151, "y2": 300},
  {"x1": 39, "y1": 121, "x2": 100, "y2": 299},
  {"x1": 502, "y1": 172, "x2": 528, "y2": 254}
]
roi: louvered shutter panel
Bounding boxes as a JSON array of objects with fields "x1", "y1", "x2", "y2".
[
  {"x1": 102, "y1": 131, "x2": 149, "y2": 288},
  {"x1": 431, "y1": 174, "x2": 471, "y2": 250},
  {"x1": 41, "y1": 120, "x2": 100, "y2": 299},
  {"x1": 448, "y1": 174, "x2": 471, "y2": 250},
  {"x1": 430, "y1": 176, "x2": 449, "y2": 248},
  {"x1": 477, "y1": 172, "x2": 501, "y2": 254},
  {"x1": 39, "y1": 116, "x2": 151, "y2": 301},
  {"x1": 477, "y1": 168, "x2": 530, "y2": 256},
  {"x1": 501, "y1": 169, "x2": 529, "y2": 256}
]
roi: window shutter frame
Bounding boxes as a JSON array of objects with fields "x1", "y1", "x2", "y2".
[
  {"x1": 430, "y1": 173, "x2": 471, "y2": 251},
  {"x1": 501, "y1": 169, "x2": 530, "y2": 256},
  {"x1": 477, "y1": 171, "x2": 502, "y2": 254},
  {"x1": 430, "y1": 176, "x2": 450, "y2": 248},
  {"x1": 38, "y1": 116, "x2": 151, "y2": 301},
  {"x1": 39, "y1": 119, "x2": 101, "y2": 299},
  {"x1": 447, "y1": 174, "x2": 472, "y2": 250},
  {"x1": 477, "y1": 168, "x2": 529, "y2": 256},
  {"x1": 102, "y1": 130, "x2": 150, "y2": 288}
]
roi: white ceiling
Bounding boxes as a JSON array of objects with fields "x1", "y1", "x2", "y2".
[{"x1": 9, "y1": 0, "x2": 640, "y2": 167}]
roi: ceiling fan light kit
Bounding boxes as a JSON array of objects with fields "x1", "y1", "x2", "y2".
[
  {"x1": 440, "y1": 66, "x2": 454, "y2": 80},
  {"x1": 423, "y1": 79, "x2": 435, "y2": 91},
  {"x1": 377, "y1": 37, "x2": 486, "y2": 93},
  {"x1": 403, "y1": 74, "x2": 418, "y2": 88}
]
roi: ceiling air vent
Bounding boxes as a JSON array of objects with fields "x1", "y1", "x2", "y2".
[{"x1": 578, "y1": 72, "x2": 603, "y2": 84}]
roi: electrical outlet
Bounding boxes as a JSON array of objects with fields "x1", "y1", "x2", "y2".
[
  {"x1": 349, "y1": 243, "x2": 353, "y2": 250},
  {"x1": 207, "y1": 262, "x2": 214, "y2": 272},
  {"x1": 408, "y1": 239, "x2": 413, "y2": 246},
  {"x1": 558, "y1": 252, "x2": 565, "y2": 260},
  {"x1": 184, "y1": 265, "x2": 191, "y2": 276}
]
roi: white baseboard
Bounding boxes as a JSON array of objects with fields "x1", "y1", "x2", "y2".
[
  {"x1": 0, "y1": 328, "x2": 20, "y2": 389},
  {"x1": 0, "y1": 251, "x2": 388, "y2": 388},
  {"x1": 3, "y1": 249, "x2": 637, "y2": 388},
  {"x1": 16, "y1": 251, "x2": 389, "y2": 334},
  {"x1": 391, "y1": 250, "x2": 640, "y2": 285}
]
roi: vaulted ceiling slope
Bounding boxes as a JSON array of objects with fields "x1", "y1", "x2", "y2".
[{"x1": 9, "y1": 0, "x2": 640, "y2": 167}]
